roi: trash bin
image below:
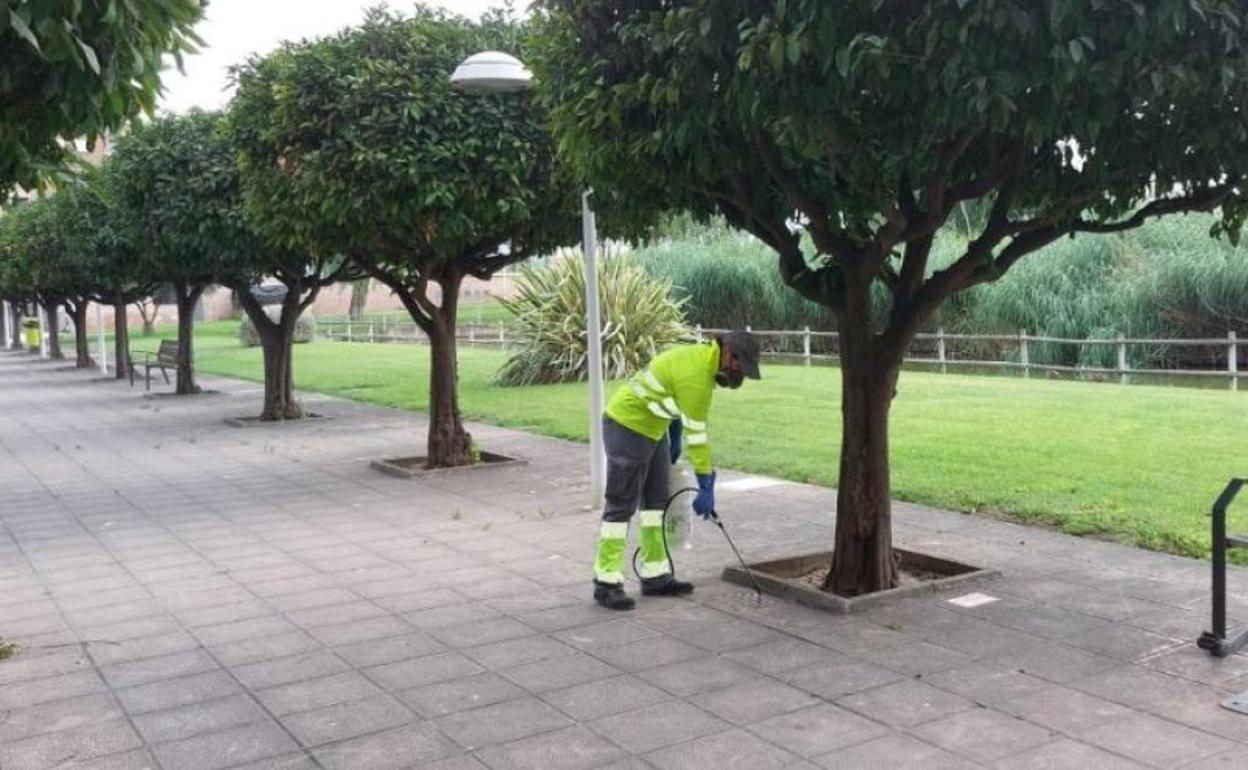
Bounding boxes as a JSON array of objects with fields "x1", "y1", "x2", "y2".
[{"x1": 22, "y1": 318, "x2": 40, "y2": 352}]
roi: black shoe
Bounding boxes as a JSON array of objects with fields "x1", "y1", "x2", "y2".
[
  {"x1": 593, "y1": 581, "x2": 635, "y2": 611},
  {"x1": 641, "y1": 574, "x2": 695, "y2": 597}
]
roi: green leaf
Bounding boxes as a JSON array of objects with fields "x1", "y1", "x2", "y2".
[
  {"x1": 9, "y1": 10, "x2": 40, "y2": 52},
  {"x1": 835, "y1": 46, "x2": 851, "y2": 77},
  {"x1": 76, "y1": 37, "x2": 101, "y2": 75},
  {"x1": 769, "y1": 35, "x2": 785, "y2": 71},
  {"x1": 1068, "y1": 39, "x2": 1083, "y2": 63}
]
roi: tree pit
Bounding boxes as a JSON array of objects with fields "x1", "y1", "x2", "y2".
[
  {"x1": 370, "y1": 452, "x2": 526, "y2": 479},
  {"x1": 223, "y1": 413, "x2": 328, "y2": 428},
  {"x1": 722, "y1": 549, "x2": 998, "y2": 614}
]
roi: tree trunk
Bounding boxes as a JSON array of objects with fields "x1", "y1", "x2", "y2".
[
  {"x1": 137, "y1": 299, "x2": 157, "y2": 335},
  {"x1": 113, "y1": 295, "x2": 131, "y2": 380},
  {"x1": 255, "y1": 314, "x2": 302, "y2": 421},
  {"x1": 349, "y1": 279, "x2": 369, "y2": 322},
  {"x1": 45, "y1": 305, "x2": 63, "y2": 360},
  {"x1": 825, "y1": 272, "x2": 902, "y2": 597},
  {"x1": 7, "y1": 304, "x2": 21, "y2": 349},
  {"x1": 425, "y1": 272, "x2": 472, "y2": 468},
  {"x1": 69, "y1": 302, "x2": 94, "y2": 369},
  {"x1": 174, "y1": 283, "x2": 201, "y2": 395}
]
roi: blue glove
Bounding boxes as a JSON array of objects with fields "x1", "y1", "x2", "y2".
[
  {"x1": 693, "y1": 472, "x2": 716, "y2": 520},
  {"x1": 668, "y1": 419, "x2": 682, "y2": 464}
]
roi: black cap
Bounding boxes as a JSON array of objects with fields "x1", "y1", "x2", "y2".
[{"x1": 723, "y1": 330, "x2": 762, "y2": 380}]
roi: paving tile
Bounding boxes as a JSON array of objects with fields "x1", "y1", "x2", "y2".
[
  {"x1": 100, "y1": 648, "x2": 219, "y2": 689},
  {"x1": 552, "y1": 619, "x2": 661, "y2": 652},
  {"x1": 779, "y1": 659, "x2": 906, "y2": 700},
  {"x1": 465, "y1": 635, "x2": 577, "y2": 669},
  {"x1": 210, "y1": 630, "x2": 323, "y2": 667},
  {"x1": 194, "y1": 615, "x2": 298, "y2": 647},
  {"x1": 813, "y1": 733, "x2": 976, "y2": 769},
  {"x1": 116, "y1": 670, "x2": 243, "y2": 715},
  {"x1": 589, "y1": 700, "x2": 730, "y2": 754},
  {"x1": 0, "y1": 692, "x2": 123, "y2": 743},
  {"x1": 475, "y1": 725, "x2": 626, "y2": 770},
  {"x1": 592, "y1": 636, "x2": 706, "y2": 674},
  {"x1": 280, "y1": 693, "x2": 414, "y2": 747},
  {"x1": 1064, "y1": 625, "x2": 1181, "y2": 662},
  {"x1": 428, "y1": 617, "x2": 538, "y2": 649},
  {"x1": 150, "y1": 720, "x2": 300, "y2": 770},
  {"x1": 923, "y1": 661, "x2": 1054, "y2": 705},
  {"x1": 88, "y1": 630, "x2": 202, "y2": 666},
  {"x1": 747, "y1": 703, "x2": 889, "y2": 759},
  {"x1": 398, "y1": 672, "x2": 526, "y2": 718},
  {"x1": 308, "y1": 616, "x2": 414, "y2": 647},
  {"x1": 0, "y1": 669, "x2": 109, "y2": 709},
  {"x1": 285, "y1": 600, "x2": 389, "y2": 629},
  {"x1": 836, "y1": 679, "x2": 976, "y2": 727},
  {"x1": 648, "y1": 727, "x2": 801, "y2": 769},
  {"x1": 68, "y1": 749, "x2": 162, "y2": 770},
  {"x1": 722, "y1": 637, "x2": 848, "y2": 675},
  {"x1": 433, "y1": 695, "x2": 573, "y2": 749},
  {"x1": 498, "y1": 652, "x2": 620, "y2": 693},
  {"x1": 1000, "y1": 686, "x2": 1136, "y2": 735},
  {"x1": 231, "y1": 650, "x2": 350, "y2": 690},
  {"x1": 540, "y1": 674, "x2": 673, "y2": 722},
  {"x1": 1000, "y1": 643, "x2": 1121, "y2": 684},
  {"x1": 688, "y1": 677, "x2": 818, "y2": 726},
  {"x1": 312, "y1": 722, "x2": 462, "y2": 769},
  {"x1": 333, "y1": 631, "x2": 447, "y2": 667},
  {"x1": 993, "y1": 738, "x2": 1150, "y2": 769},
  {"x1": 911, "y1": 707, "x2": 1055, "y2": 763},
  {"x1": 0, "y1": 718, "x2": 143, "y2": 770},
  {"x1": 131, "y1": 693, "x2": 270, "y2": 743},
  {"x1": 255, "y1": 671, "x2": 385, "y2": 716},
  {"x1": 365, "y1": 651, "x2": 485, "y2": 691},
  {"x1": 1080, "y1": 712, "x2": 1235, "y2": 768},
  {"x1": 0, "y1": 647, "x2": 92, "y2": 686}
]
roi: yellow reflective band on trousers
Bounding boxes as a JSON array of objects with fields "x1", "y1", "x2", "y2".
[
  {"x1": 638, "y1": 509, "x2": 671, "y2": 579},
  {"x1": 594, "y1": 521, "x2": 628, "y2": 584}
]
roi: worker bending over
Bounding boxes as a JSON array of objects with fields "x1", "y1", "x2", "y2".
[{"x1": 592, "y1": 330, "x2": 761, "y2": 610}]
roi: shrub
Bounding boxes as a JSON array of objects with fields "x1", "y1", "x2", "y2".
[
  {"x1": 239, "y1": 307, "x2": 315, "y2": 347},
  {"x1": 498, "y1": 252, "x2": 688, "y2": 385}
]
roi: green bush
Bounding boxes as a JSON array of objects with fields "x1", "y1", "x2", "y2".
[
  {"x1": 498, "y1": 252, "x2": 688, "y2": 385},
  {"x1": 239, "y1": 307, "x2": 316, "y2": 347}
]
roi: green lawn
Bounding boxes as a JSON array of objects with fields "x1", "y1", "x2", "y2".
[{"x1": 168, "y1": 320, "x2": 1248, "y2": 560}]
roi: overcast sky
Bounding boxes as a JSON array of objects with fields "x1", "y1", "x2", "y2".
[{"x1": 157, "y1": 1, "x2": 516, "y2": 114}]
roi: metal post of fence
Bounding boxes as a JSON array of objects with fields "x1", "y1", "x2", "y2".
[
  {"x1": 499, "y1": 323, "x2": 505, "y2": 348},
  {"x1": 469, "y1": 326, "x2": 476, "y2": 345},
  {"x1": 1116, "y1": 332, "x2": 1128, "y2": 385},
  {"x1": 803, "y1": 326, "x2": 811, "y2": 367},
  {"x1": 695, "y1": 324, "x2": 703, "y2": 343},
  {"x1": 937, "y1": 327, "x2": 948, "y2": 375},
  {"x1": 1230, "y1": 331, "x2": 1239, "y2": 392},
  {"x1": 347, "y1": 322, "x2": 353, "y2": 343},
  {"x1": 1019, "y1": 330, "x2": 1030, "y2": 379},
  {"x1": 368, "y1": 321, "x2": 375, "y2": 343}
]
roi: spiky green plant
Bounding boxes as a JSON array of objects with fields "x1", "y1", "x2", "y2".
[{"x1": 498, "y1": 251, "x2": 688, "y2": 385}]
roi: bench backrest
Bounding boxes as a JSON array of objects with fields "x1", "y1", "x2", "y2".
[{"x1": 157, "y1": 340, "x2": 179, "y2": 365}]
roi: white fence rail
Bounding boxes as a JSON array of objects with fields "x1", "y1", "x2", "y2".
[{"x1": 314, "y1": 319, "x2": 1244, "y2": 391}]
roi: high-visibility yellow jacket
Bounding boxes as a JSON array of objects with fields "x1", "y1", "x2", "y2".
[{"x1": 606, "y1": 341, "x2": 717, "y2": 474}]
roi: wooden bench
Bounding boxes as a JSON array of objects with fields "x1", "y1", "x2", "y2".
[{"x1": 130, "y1": 340, "x2": 178, "y2": 391}]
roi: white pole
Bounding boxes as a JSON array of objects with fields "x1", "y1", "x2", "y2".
[
  {"x1": 37, "y1": 304, "x2": 48, "y2": 359},
  {"x1": 96, "y1": 303, "x2": 107, "y2": 374},
  {"x1": 1, "y1": 301, "x2": 8, "y2": 350},
  {"x1": 583, "y1": 190, "x2": 606, "y2": 506},
  {"x1": 1229, "y1": 331, "x2": 1238, "y2": 392}
]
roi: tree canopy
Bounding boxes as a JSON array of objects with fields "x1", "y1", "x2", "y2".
[{"x1": 1, "y1": 0, "x2": 204, "y2": 194}]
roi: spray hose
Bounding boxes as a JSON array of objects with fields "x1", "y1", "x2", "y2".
[
  {"x1": 630, "y1": 486, "x2": 697, "y2": 582},
  {"x1": 630, "y1": 486, "x2": 765, "y2": 601}
]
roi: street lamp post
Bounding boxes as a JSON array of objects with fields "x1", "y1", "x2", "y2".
[
  {"x1": 451, "y1": 51, "x2": 608, "y2": 504},
  {"x1": 96, "y1": 302, "x2": 107, "y2": 375}
]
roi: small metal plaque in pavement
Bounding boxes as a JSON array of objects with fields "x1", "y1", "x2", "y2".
[{"x1": 1224, "y1": 689, "x2": 1248, "y2": 716}]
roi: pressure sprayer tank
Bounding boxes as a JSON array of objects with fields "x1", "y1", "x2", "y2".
[{"x1": 666, "y1": 458, "x2": 694, "y2": 550}]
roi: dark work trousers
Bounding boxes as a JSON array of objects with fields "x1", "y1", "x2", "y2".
[{"x1": 602, "y1": 417, "x2": 670, "y2": 523}]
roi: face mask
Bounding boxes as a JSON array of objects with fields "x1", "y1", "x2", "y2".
[{"x1": 715, "y1": 368, "x2": 744, "y2": 389}]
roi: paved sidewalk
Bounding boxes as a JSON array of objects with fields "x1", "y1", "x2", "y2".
[{"x1": 1, "y1": 349, "x2": 1247, "y2": 770}]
